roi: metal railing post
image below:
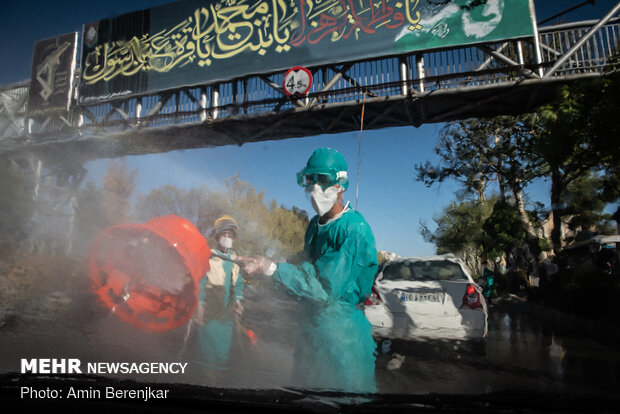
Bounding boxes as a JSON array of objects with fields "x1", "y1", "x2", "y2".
[
  {"x1": 232, "y1": 81, "x2": 238, "y2": 114},
  {"x1": 399, "y1": 57, "x2": 410, "y2": 96},
  {"x1": 135, "y1": 98, "x2": 142, "y2": 127},
  {"x1": 211, "y1": 85, "x2": 220, "y2": 120},
  {"x1": 243, "y1": 79, "x2": 248, "y2": 114},
  {"x1": 200, "y1": 87, "x2": 208, "y2": 121},
  {"x1": 416, "y1": 54, "x2": 425, "y2": 93}
]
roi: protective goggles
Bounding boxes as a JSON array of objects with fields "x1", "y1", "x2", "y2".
[{"x1": 296, "y1": 169, "x2": 347, "y2": 190}]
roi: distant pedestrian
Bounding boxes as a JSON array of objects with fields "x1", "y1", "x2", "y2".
[{"x1": 481, "y1": 261, "x2": 496, "y2": 302}]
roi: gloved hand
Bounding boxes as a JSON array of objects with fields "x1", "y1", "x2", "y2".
[{"x1": 243, "y1": 256, "x2": 276, "y2": 276}]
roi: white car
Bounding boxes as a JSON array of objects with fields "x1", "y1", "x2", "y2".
[{"x1": 364, "y1": 255, "x2": 488, "y2": 341}]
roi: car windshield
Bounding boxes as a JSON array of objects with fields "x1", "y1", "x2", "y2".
[
  {"x1": 383, "y1": 260, "x2": 468, "y2": 282},
  {"x1": 2, "y1": 1, "x2": 620, "y2": 412}
]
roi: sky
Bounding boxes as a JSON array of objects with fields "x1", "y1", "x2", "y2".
[{"x1": 1, "y1": 0, "x2": 619, "y2": 257}]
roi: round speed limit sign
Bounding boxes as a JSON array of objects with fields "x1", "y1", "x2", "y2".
[{"x1": 282, "y1": 66, "x2": 313, "y2": 96}]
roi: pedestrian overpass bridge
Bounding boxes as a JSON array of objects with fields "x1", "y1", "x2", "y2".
[
  {"x1": 1, "y1": 2, "x2": 619, "y2": 256},
  {"x1": 1, "y1": 11, "x2": 619, "y2": 163}
]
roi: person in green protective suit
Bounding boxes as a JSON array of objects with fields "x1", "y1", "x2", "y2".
[
  {"x1": 194, "y1": 215, "x2": 245, "y2": 378},
  {"x1": 243, "y1": 148, "x2": 379, "y2": 393}
]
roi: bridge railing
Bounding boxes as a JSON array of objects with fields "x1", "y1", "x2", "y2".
[
  {"x1": 2, "y1": 17, "x2": 619, "y2": 146},
  {"x1": 539, "y1": 18, "x2": 620, "y2": 76}
]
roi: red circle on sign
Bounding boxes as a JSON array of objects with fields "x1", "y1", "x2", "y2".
[{"x1": 282, "y1": 66, "x2": 313, "y2": 96}]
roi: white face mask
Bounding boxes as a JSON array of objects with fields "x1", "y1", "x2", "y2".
[
  {"x1": 306, "y1": 184, "x2": 341, "y2": 217},
  {"x1": 218, "y1": 236, "x2": 233, "y2": 250}
]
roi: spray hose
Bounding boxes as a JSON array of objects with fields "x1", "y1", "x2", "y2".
[{"x1": 209, "y1": 249, "x2": 252, "y2": 266}]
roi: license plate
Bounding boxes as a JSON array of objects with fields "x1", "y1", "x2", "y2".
[{"x1": 400, "y1": 292, "x2": 444, "y2": 303}]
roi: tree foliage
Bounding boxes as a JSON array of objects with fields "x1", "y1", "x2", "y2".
[
  {"x1": 135, "y1": 185, "x2": 218, "y2": 233},
  {"x1": 420, "y1": 199, "x2": 495, "y2": 272},
  {"x1": 418, "y1": 54, "x2": 620, "y2": 258},
  {"x1": 73, "y1": 182, "x2": 108, "y2": 255},
  {"x1": 562, "y1": 172, "x2": 615, "y2": 239},
  {"x1": 415, "y1": 115, "x2": 546, "y2": 259},
  {"x1": 0, "y1": 157, "x2": 35, "y2": 246},
  {"x1": 136, "y1": 176, "x2": 309, "y2": 260},
  {"x1": 537, "y1": 62, "x2": 620, "y2": 250},
  {"x1": 71, "y1": 159, "x2": 138, "y2": 256},
  {"x1": 101, "y1": 159, "x2": 137, "y2": 225},
  {"x1": 415, "y1": 115, "x2": 544, "y2": 201},
  {"x1": 481, "y1": 201, "x2": 527, "y2": 260}
]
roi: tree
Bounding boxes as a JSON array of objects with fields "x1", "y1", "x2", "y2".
[
  {"x1": 538, "y1": 68, "x2": 620, "y2": 251},
  {"x1": 419, "y1": 67, "x2": 620, "y2": 256},
  {"x1": 70, "y1": 160, "x2": 138, "y2": 256},
  {"x1": 420, "y1": 199, "x2": 495, "y2": 273},
  {"x1": 222, "y1": 176, "x2": 308, "y2": 258},
  {"x1": 101, "y1": 159, "x2": 137, "y2": 225},
  {"x1": 561, "y1": 172, "x2": 615, "y2": 240},
  {"x1": 415, "y1": 115, "x2": 546, "y2": 255},
  {"x1": 73, "y1": 182, "x2": 107, "y2": 255},
  {"x1": 0, "y1": 157, "x2": 35, "y2": 248},
  {"x1": 136, "y1": 176, "x2": 309, "y2": 260},
  {"x1": 481, "y1": 201, "x2": 527, "y2": 260}
]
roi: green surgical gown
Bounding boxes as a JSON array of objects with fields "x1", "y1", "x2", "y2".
[{"x1": 273, "y1": 208, "x2": 379, "y2": 393}]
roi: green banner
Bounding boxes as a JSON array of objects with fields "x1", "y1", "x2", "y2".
[{"x1": 79, "y1": 0, "x2": 534, "y2": 102}]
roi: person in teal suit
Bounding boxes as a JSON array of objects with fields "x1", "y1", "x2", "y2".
[
  {"x1": 244, "y1": 148, "x2": 379, "y2": 393},
  {"x1": 194, "y1": 216, "x2": 244, "y2": 380}
]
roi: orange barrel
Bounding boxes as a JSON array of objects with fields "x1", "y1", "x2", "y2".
[{"x1": 88, "y1": 215, "x2": 210, "y2": 332}]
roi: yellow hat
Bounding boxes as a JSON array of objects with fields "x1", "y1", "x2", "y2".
[{"x1": 214, "y1": 215, "x2": 238, "y2": 237}]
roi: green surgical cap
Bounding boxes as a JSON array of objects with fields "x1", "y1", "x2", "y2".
[
  {"x1": 306, "y1": 148, "x2": 347, "y2": 172},
  {"x1": 298, "y1": 148, "x2": 349, "y2": 190}
]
